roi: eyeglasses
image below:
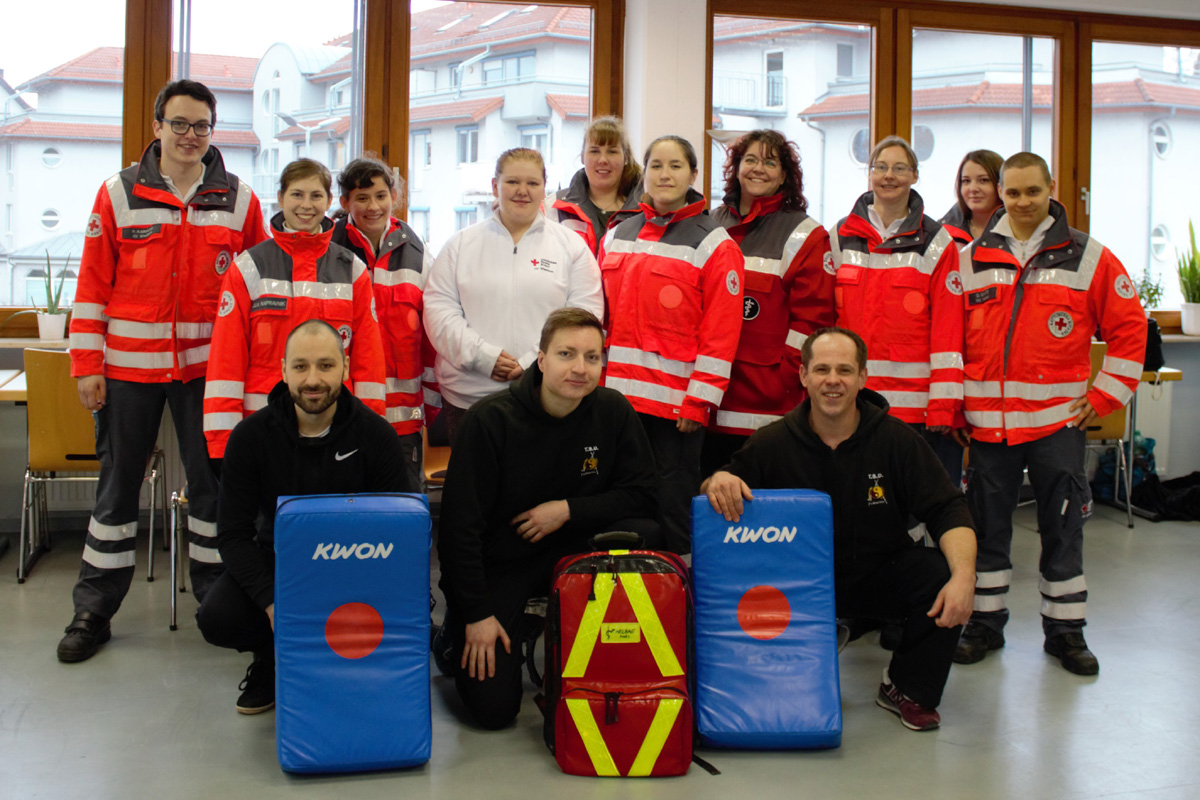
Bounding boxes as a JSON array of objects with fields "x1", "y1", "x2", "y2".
[
  {"x1": 870, "y1": 163, "x2": 913, "y2": 176},
  {"x1": 742, "y1": 156, "x2": 780, "y2": 170},
  {"x1": 158, "y1": 118, "x2": 213, "y2": 137}
]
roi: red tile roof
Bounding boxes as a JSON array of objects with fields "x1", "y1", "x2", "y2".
[
  {"x1": 0, "y1": 117, "x2": 258, "y2": 148},
  {"x1": 0, "y1": 119, "x2": 120, "y2": 141},
  {"x1": 800, "y1": 81, "x2": 1056, "y2": 118},
  {"x1": 546, "y1": 93, "x2": 588, "y2": 119},
  {"x1": 411, "y1": 3, "x2": 590, "y2": 62},
  {"x1": 1093, "y1": 78, "x2": 1200, "y2": 110},
  {"x1": 22, "y1": 47, "x2": 256, "y2": 91},
  {"x1": 410, "y1": 96, "x2": 504, "y2": 124}
]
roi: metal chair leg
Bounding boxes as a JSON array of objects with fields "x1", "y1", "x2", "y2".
[
  {"x1": 170, "y1": 492, "x2": 180, "y2": 631},
  {"x1": 17, "y1": 470, "x2": 30, "y2": 583},
  {"x1": 147, "y1": 468, "x2": 158, "y2": 582}
]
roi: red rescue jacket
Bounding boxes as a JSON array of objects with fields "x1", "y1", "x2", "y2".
[
  {"x1": 710, "y1": 193, "x2": 835, "y2": 435},
  {"x1": 69, "y1": 142, "x2": 267, "y2": 383},
  {"x1": 960, "y1": 200, "x2": 1146, "y2": 445},
  {"x1": 203, "y1": 214, "x2": 386, "y2": 457},
  {"x1": 831, "y1": 190, "x2": 964, "y2": 428},
  {"x1": 599, "y1": 192, "x2": 745, "y2": 425},
  {"x1": 331, "y1": 217, "x2": 440, "y2": 435}
]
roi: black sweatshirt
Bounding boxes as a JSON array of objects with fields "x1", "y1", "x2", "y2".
[
  {"x1": 216, "y1": 382, "x2": 411, "y2": 609},
  {"x1": 727, "y1": 389, "x2": 974, "y2": 576},
  {"x1": 438, "y1": 364, "x2": 657, "y2": 623}
]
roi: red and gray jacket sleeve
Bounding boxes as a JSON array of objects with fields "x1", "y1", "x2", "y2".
[
  {"x1": 683, "y1": 232, "x2": 745, "y2": 424},
  {"x1": 784, "y1": 222, "x2": 836, "y2": 370},
  {"x1": 1087, "y1": 245, "x2": 1147, "y2": 418},
  {"x1": 203, "y1": 254, "x2": 256, "y2": 458},
  {"x1": 69, "y1": 185, "x2": 118, "y2": 377},
  {"x1": 348, "y1": 258, "x2": 387, "y2": 417},
  {"x1": 925, "y1": 228, "x2": 966, "y2": 429}
]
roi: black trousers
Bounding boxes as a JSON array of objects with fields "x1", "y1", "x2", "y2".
[
  {"x1": 73, "y1": 378, "x2": 221, "y2": 620},
  {"x1": 195, "y1": 569, "x2": 274, "y2": 661},
  {"x1": 638, "y1": 413, "x2": 704, "y2": 555},
  {"x1": 447, "y1": 516, "x2": 660, "y2": 730},
  {"x1": 838, "y1": 547, "x2": 961, "y2": 709}
]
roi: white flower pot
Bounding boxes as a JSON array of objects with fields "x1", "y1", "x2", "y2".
[
  {"x1": 36, "y1": 311, "x2": 68, "y2": 340},
  {"x1": 1182, "y1": 303, "x2": 1200, "y2": 336}
]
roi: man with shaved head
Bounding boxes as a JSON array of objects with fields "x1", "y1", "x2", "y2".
[{"x1": 196, "y1": 319, "x2": 410, "y2": 715}]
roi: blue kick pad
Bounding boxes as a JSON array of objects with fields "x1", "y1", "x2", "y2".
[
  {"x1": 274, "y1": 493, "x2": 432, "y2": 773},
  {"x1": 691, "y1": 489, "x2": 841, "y2": 749}
]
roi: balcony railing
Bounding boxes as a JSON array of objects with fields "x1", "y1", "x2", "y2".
[{"x1": 713, "y1": 71, "x2": 788, "y2": 114}]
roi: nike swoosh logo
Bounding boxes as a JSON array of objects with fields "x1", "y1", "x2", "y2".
[{"x1": 334, "y1": 450, "x2": 359, "y2": 461}]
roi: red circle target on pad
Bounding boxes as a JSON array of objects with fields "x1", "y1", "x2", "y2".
[
  {"x1": 325, "y1": 602, "x2": 385, "y2": 659},
  {"x1": 736, "y1": 585, "x2": 791, "y2": 640}
]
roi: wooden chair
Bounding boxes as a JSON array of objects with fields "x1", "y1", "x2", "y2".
[
  {"x1": 18, "y1": 349, "x2": 166, "y2": 582},
  {"x1": 1086, "y1": 342, "x2": 1133, "y2": 528}
]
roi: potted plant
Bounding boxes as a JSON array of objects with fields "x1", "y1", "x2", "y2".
[
  {"x1": 2, "y1": 251, "x2": 72, "y2": 340},
  {"x1": 1179, "y1": 220, "x2": 1200, "y2": 335}
]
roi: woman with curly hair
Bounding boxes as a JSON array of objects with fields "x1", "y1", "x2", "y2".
[{"x1": 703, "y1": 129, "x2": 835, "y2": 474}]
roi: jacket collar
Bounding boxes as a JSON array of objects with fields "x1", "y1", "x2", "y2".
[
  {"x1": 270, "y1": 212, "x2": 335, "y2": 256},
  {"x1": 974, "y1": 198, "x2": 1073, "y2": 262},
  {"x1": 719, "y1": 192, "x2": 783, "y2": 243},
  {"x1": 840, "y1": 189, "x2": 927, "y2": 250},
  {"x1": 637, "y1": 189, "x2": 707, "y2": 226},
  {"x1": 132, "y1": 140, "x2": 233, "y2": 209}
]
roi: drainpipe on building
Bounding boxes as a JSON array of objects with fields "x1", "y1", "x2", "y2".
[
  {"x1": 455, "y1": 47, "x2": 492, "y2": 100},
  {"x1": 803, "y1": 116, "x2": 827, "y2": 225}
]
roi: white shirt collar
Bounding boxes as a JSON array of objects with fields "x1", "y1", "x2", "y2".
[
  {"x1": 993, "y1": 212, "x2": 1055, "y2": 266},
  {"x1": 867, "y1": 205, "x2": 905, "y2": 240}
]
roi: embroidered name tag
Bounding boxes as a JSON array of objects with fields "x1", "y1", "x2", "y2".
[
  {"x1": 120, "y1": 224, "x2": 162, "y2": 240},
  {"x1": 251, "y1": 297, "x2": 288, "y2": 313},
  {"x1": 967, "y1": 287, "x2": 997, "y2": 306}
]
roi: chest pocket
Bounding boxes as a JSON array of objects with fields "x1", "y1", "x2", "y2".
[
  {"x1": 641, "y1": 259, "x2": 703, "y2": 362},
  {"x1": 111, "y1": 225, "x2": 170, "y2": 309},
  {"x1": 834, "y1": 264, "x2": 861, "y2": 312},
  {"x1": 736, "y1": 269, "x2": 786, "y2": 366}
]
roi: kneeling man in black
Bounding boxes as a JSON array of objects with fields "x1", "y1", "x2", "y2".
[
  {"x1": 196, "y1": 319, "x2": 409, "y2": 714},
  {"x1": 704, "y1": 326, "x2": 975, "y2": 732},
  {"x1": 437, "y1": 308, "x2": 658, "y2": 730}
]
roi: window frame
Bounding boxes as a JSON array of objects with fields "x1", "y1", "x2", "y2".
[
  {"x1": 706, "y1": 0, "x2": 1200, "y2": 235},
  {"x1": 121, "y1": 0, "x2": 626, "y2": 217}
]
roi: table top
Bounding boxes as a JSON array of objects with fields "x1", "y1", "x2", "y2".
[
  {"x1": 1144, "y1": 367, "x2": 1182, "y2": 383},
  {"x1": 0, "y1": 371, "x2": 26, "y2": 402},
  {"x1": 0, "y1": 338, "x2": 68, "y2": 350}
]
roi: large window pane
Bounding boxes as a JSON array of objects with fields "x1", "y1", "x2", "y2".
[
  {"x1": 410, "y1": 1, "x2": 594, "y2": 252},
  {"x1": 910, "y1": 29, "x2": 1056, "y2": 222},
  {"x1": 1092, "y1": 42, "x2": 1200, "y2": 309},
  {"x1": 713, "y1": 16, "x2": 874, "y2": 227},
  {"x1": 0, "y1": 1, "x2": 125, "y2": 304},
  {"x1": 175, "y1": 0, "x2": 366, "y2": 227}
]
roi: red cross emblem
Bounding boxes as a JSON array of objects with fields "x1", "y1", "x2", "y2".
[
  {"x1": 1048, "y1": 311, "x2": 1073, "y2": 338},
  {"x1": 946, "y1": 272, "x2": 964, "y2": 296},
  {"x1": 85, "y1": 213, "x2": 103, "y2": 238},
  {"x1": 531, "y1": 258, "x2": 540, "y2": 268}
]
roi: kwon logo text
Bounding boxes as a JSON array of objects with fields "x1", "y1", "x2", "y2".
[
  {"x1": 723, "y1": 526, "x2": 797, "y2": 544},
  {"x1": 312, "y1": 542, "x2": 394, "y2": 560}
]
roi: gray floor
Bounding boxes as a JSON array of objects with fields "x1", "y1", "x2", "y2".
[{"x1": 3, "y1": 504, "x2": 1199, "y2": 800}]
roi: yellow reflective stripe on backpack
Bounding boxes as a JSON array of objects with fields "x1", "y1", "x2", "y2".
[
  {"x1": 627, "y1": 697, "x2": 684, "y2": 777},
  {"x1": 618, "y1": 572, "x2": 684, "y2": 677},
  {"x1": 561, "y1": 571, "x2": 618, "y2": 678},
  {"x1": 565, "y1": 697, "x2": 620, "y2": 776}
]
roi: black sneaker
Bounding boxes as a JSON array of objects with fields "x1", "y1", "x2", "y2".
[
  {"x1": 954, "y1": 620, "x2": 1005, "y2": 664},
  {"x1": 1044, "y1": 632, "x2": 1099, "y2": 675},
  {"x1": 236, "y1": 656, "x2": 275, "y2": 715},
  {"x1": 56, "y1": 612, "x2": 111, "y2": 663}
]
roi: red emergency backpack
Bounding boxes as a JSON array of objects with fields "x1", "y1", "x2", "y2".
[{"x1": 542, "y1": 549, "x2": 694, "y2": 777}]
